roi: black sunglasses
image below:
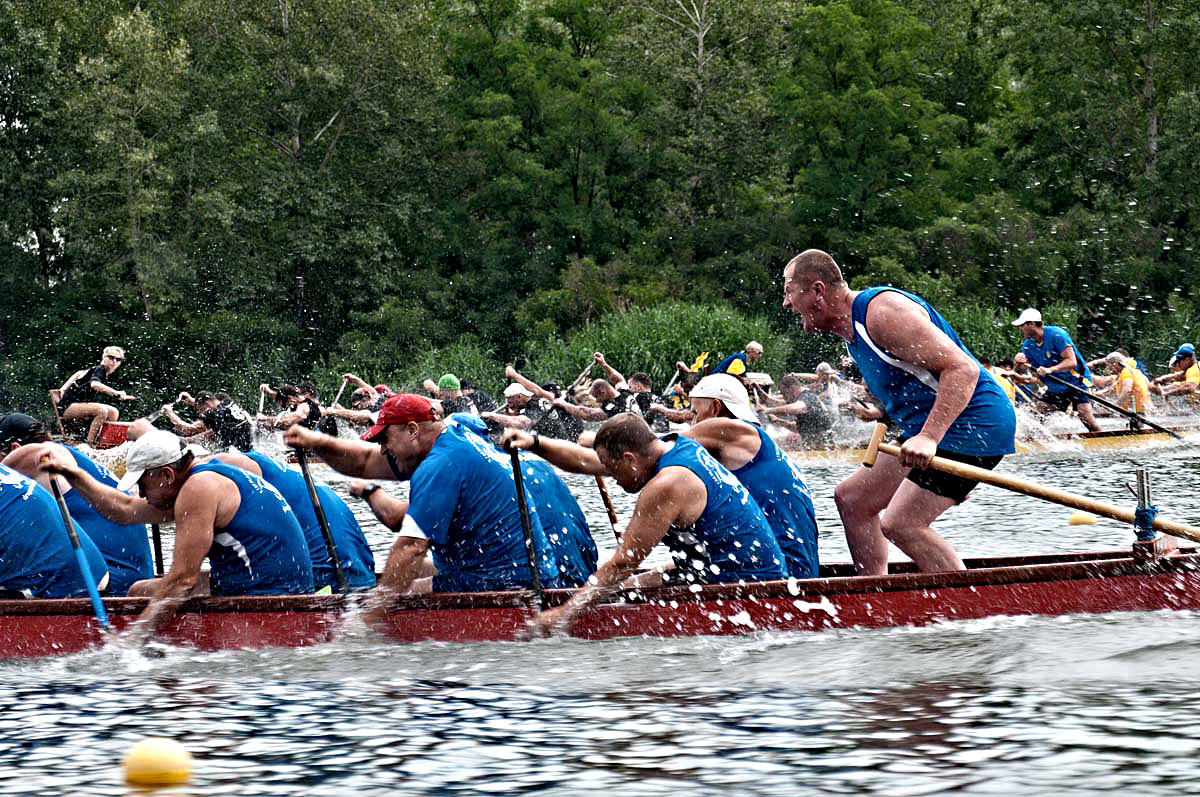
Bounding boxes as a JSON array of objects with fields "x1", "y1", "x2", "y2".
[{"x1": 106, "y1": 355, "x2": 124, "y2": 362}]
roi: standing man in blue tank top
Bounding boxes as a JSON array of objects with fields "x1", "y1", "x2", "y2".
[
  {"x1": 1012, "y1": 308, "x2": 1102, "y2": 432},
  {"x1": 37, "y1": 430, "x2": 314, "y2": 642},
  {"x1": 782, "y1": 249, "x2": 1016, "y2": 576},
  {"x1": 502, "y1": 413, "x2": 786, "y2": 636}
]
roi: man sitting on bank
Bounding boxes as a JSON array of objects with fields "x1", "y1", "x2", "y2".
[
  {"x1": 503, "y1": 413, "x2": 786, "y2": 635},
  {"x1": 37, "y1": 430, "x2": 313, "y2": 641},
  {"x1": 282, "y1": 394, "x2": 560, "y2": 623}
]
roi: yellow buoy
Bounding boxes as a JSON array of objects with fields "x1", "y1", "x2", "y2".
[
  {"x1": 123, "y1": 737, "x2": 193, "y2": 787},
  {"x1": 1069, "y1": 511, "x2": 1098, "y2": 526}
]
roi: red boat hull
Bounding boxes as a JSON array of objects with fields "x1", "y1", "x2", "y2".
[{"x1": 2, "y1": 550, "x2": 1197, "y2": 658}]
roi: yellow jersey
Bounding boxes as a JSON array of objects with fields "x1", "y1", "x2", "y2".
[{"x1": 1115, "y1": 359, "x2": 1152, "y2": 413}]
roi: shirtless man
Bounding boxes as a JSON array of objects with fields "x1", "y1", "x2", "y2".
[{"x1": 782, "y1": 249, "x2": 1015, "y2": 576}]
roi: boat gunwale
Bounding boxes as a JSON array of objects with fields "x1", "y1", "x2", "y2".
[{"x1": 2, "y1": 548, "x2": 1193, "y2": 618}]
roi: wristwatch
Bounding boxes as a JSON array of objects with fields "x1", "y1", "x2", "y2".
[{"x1": 360, "y1": 483, "x2": 381, "y2": 500}]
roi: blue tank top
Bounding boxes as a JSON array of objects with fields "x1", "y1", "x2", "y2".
[
  {"x1": 189, "y1": 461, "x2": 314, "y2": 595},
  {"x1": 0, "y1": 464, "x2": 109, "y2": 599},
  {"x1": 60, "y1": 445, "x2": 154, "y2": 595},
  {"x1": 519, "y1": 456, "x2": 598, "y2": 588},
  {"x1": 653, "y1": 434, "x2": 785, "y2": 583},
  {"x1": 243, "y1": 451, "x2": 376, "y2": 590},
  {"x1": 730, "y1": 423, "x2": 819, "y2": 579},
  {"x1": 408, "y1": 422, "x2": 558, "y2": 592},
  {"x1": 849, "y1": 287, "x2": 1016, "y2": 456}
]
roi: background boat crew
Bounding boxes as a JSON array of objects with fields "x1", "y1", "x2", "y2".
[
  {"x1": 1013, "y1": 308, "x2": 1102, "y2": 432},
  {"x1": 760, "y1": 374, "x2": 835, "y2": 442},
  {"x1": 163, "y1": 390, "x2": 254, "y2": 451},
  {"x1": 553, "y1": 377, "x2": 642, "y2": 422},
  {"x1": 459, "y1": 378, "x2": 498, "y2": 413},
  {"x1": 259, "y1": 383, "x2": 321, "y2": 430},
  {"x1": 431, "y1": 373, "x2": 479, "y2": 417},
  {"x1": 0, "y1": 463, "x2": 109, "y2": 599},
  {"x1": 1094, "y1": 352, "x2": 1154, "y2": 415},
  {"x1": 504, "y1": 413, "x2": 786, "y2": 636},
  {"x1": 53, "y1": 345, "x2": 137, "y2": 446},
  {"x1": 683, "y1": 374, "x2": 819, "y2": 579},
  {"x1": 2, "y1": 413, "x2": 153, "y2": 595},
  {"x1": 282, "y1": 394, "x2": 560, "y2": 624},
  {"x1": 323, "y1": 386, "x2": 384, "y2": 428},
  {"x1": 783, "y1": 249, "x2": 1016, "y2": 576},
  {"x1": 710, "y1": 341, "x2": 763, "y2": 380},
  {"x1": 37, "y1": 429, "x2": 314, "y2": 641},
  {"x1": 1152, "y1": 343, "x2": 1200, "y2": 403},
  {"x1": 481, "y1": 382, "x2": 579, "y2": 442}
]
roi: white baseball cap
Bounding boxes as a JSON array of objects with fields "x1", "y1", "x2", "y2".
[
  {"x1": 503, "y1": 383, "x2": 533, "y2": 398},
  {"x1": 690, "y1": 373, "x2": 760, "y2": 425},
  {"x1": 116, "y1": 430, "x2": 194, "y2": 492},
  {"x1": 1011, "y1": 308, "x2": 1042, "y2": 326}
]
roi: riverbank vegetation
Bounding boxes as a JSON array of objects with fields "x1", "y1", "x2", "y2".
[{"x1": 2, "y1": 0, "x2": 1197, "y2": 412}]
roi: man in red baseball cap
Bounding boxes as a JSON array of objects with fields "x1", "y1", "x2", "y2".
[{"x1": 283, "y1": 394, "x2": 557, "y2": 625}]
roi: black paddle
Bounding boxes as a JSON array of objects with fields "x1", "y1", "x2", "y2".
[
  {"x1": 293, "y1": 447, "x2": 349, "y2": 593},
  {"x1": 506, "y1": 443, "x2": 546, "y2": 610},
  {"x1": 150, "y1": 523, "x2": 164, "y2": 576},
  {"x1": 1042, "y1": 374, "x2": 1182, "y2": 440}
]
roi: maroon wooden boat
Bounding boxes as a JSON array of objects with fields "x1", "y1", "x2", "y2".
[{"x1": 2, "y1": 543, "x2": 1197, "y2": 659}]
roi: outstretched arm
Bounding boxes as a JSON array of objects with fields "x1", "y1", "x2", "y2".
[
  {"x1": 593, "y1": 352, "x2": 625, "y2": 387},
  {"x1": 504, "y1": 365, "x2": 555, "y2": 401},
  {"x1": 32, "y1": 444, "x2": 170, "y2": 525},
  {"x1": 500, "y1": 429, "x2": 605, "y2": 475},
  {"x1": 283, "y1": 425, "x2": 395, "y2": 479},
  {"x1": 553, "y1": 399, "x2": 607, "y2": 421}
]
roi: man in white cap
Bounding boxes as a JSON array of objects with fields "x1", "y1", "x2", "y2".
[
  {"x1": 1013, "y1": 308, "x2": 1101, "y2": 431},
  {"x1": 682, "y1": 374, "x2": 819, "y2": 578},
  {"x1": 782, "y1": 249, "x2": 1015, "y2": 576},
  {"x1": 480, "y1": 382, "x2": 575, "y2": 441},
  {"x1": 37, "y1": 429, "x2": 313, "y2": 640}
]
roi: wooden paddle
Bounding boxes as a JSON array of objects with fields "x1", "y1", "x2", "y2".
[
  {"x1": 1043, "y1": 374, "x2": 1181, "y2": 440},
  {"x1": 293, "y1": 447, "x2": 349, "y2": 593},
  {"x1": 862, "y1": 423, "x2": 1200, "y2": 543},
  {"x1": 47, "y1": 477, "x2": 110, "y2": 631},
  {"x1": 506, "y1": 443, "x2": 546, "y2": 609},
  {"x1": 330, "y1": 377, "x2": 350, "y2": 409},
  {"x1": 594, "y1": 475, "x2": 621, "y2": 541}
]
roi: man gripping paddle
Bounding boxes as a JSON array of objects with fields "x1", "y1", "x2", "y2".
[{"x1": 782, "y1": 249, "x2": 1016, "y2": 576}]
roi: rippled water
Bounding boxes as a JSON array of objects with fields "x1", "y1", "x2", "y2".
[{"x1": 4, "y1": 435, "x2": 1200, "y2": 795}]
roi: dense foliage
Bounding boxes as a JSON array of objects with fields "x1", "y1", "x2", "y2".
[{"x1": 2, "y1": 0, "x2": 1198, "y2": 415}]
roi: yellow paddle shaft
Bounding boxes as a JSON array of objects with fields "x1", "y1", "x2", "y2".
[{"x1": 862, "y1": 423, "x2": 1200, "y2": 544}]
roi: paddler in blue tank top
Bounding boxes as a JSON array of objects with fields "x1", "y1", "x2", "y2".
[
  {"x1": 1013, "y1": 308, "x2": 1102, "y2": 432},
  {"x1": 1, "y1": 412, "x2": 153, "y2": 595},
  {"x1": 282, "y1": 394, "x2": 559, "y2": 628},
  {"x1": 0, "y1": 463, "x2": 110, "y2": 598},
  {"x1": 782, "y1": 249, "x2": 1016, "y2": 577},
  {"x1": 683, "y1": 374, "x2": 820, "y2": 579},
  {"x1": 37, "y1": 429, "x2": 313, "y2": 643},
  {"x1": 241, "y1": 450, "x2": 377, "y2": 591},
  {"x1": 501, "y1": 413, "x2": 786, "y2": 637}
]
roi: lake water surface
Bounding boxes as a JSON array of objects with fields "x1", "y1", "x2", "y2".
[{"x1": 3, "y1": 430, "x2": 1200, "y2": 795}]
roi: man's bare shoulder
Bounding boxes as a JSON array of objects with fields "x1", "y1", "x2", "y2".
[{"x1": 684, "y1": 417, "x2": 755, "y2": 445}]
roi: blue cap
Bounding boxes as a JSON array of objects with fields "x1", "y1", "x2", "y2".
[{"x1": 1174, "y1": 343, "x2": 1195, "y2": 359}]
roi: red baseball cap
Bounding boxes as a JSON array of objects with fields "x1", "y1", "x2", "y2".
[{"x1": 361, "y1": 393, "x2": 438, "y2": 442}]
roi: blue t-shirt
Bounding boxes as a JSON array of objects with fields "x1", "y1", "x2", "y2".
[
  {"x1": 654, "y1": 434, "x2": 785, "y2": 583},
  {"x1": 60, "y1": 444, "x2": 153, "y2": 595},
  {"x1": 519, "y1": 456, "x2": 598, "y2": 588},
  {"x1": 1021, "y1": 325, "x2": 1094, "y2": 393},
  {"x1": 0, "y1": 464, "x2": 109, "y2": 599},
  {"x1": 188, "y1": 461, "x2": 314, "y2": 595},
  {"x1": 243, "y1": 451, "x2": 376, "y2": 590},
  {"x1": 848, "y1": 287, "x2": 1016, "y2": 456},
  {"x1": 407, "y1": 422, "x2": 558, "y2": 592},
  {"x1": 730, "y1": 423, "x2": 819, "y2": 579}
]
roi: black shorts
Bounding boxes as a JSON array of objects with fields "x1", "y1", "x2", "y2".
[
  {"x1": 898, "y1": 437, "x2": 1004, "y2": 503},
  {"x1": 1040, "y1": 390, "x2": 1088, "y2": 412}
]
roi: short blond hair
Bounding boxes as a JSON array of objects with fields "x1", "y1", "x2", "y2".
[
  {"x1": 103, "y1": 346, "x2": 125, "y2": 359},
  {"x1": 745, "y1": 341, "x2": 763, "y2": 354},
  {"x1": 785, "y1": 249, "x2": 845, "y2": 290}
]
